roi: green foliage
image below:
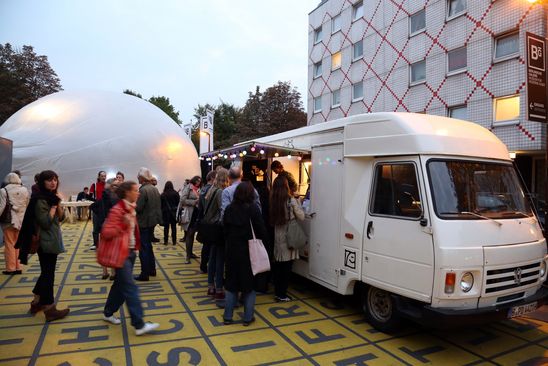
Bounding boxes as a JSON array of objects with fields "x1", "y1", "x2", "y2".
[
  {"x1": 123, "y1": 89, "x2": 142, "y2": 98},
  {"x1": 149, "y1": 95, "x2": 181, "y2": 125},
  {"x1": 0, "y1": 43, "x2": 62, "y2": 125}
]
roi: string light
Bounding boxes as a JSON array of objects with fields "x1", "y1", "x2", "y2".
[
  {"x1": 297, "y1": 156, "x2": 302, "y2": 161},
  {"x1": 243, "y1": 150, "x2": 247, "y2": 155},
  {"x1": 224, "y1": 154, "x2": 228, "y2": 159},
  {"x1": 250, "y1": 146, "x2": 256, "y2": 152},
  {"x1": 287, "y1": 155, "x2": 292, "y2": 159},
  {"x1": 274, "y1": 152, "x2": 279, "y2": 157},
  {"x1": 260, "y1": 150, "x2": 265, "y2": 155}
]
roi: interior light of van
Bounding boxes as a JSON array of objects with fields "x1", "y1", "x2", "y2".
[
  {"x1": 460, "y1": 272, "x2": 474, "y2": 292},
  {"x1": 540, "y1": 261, "x2": 546, "y2": 277},
  {"x1": 444, "y1": 273, "x2": 456, "y2": 294}
]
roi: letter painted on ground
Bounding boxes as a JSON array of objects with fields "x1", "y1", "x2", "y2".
[
  {"x1": 296, "y1": 329, "x2": 345, "y2": 344},
  {"x1": 334, "y1": 353, "x2": 378, "y2": 366},
  {"x1": 146, "y1": 347, "x2": 201, "y2": 366},
  {"x1": 77, "y1": 264, "x2": 102, "y2": 270},
  {"x1": 231, "y1": 341, "x2": 276, "y2": 352},
  {"x1": 519, "y1": 357, "x2": 548, "y2": 366},
  {"x1": 320, "y1": 300, "x2": 344, "y2": 310},
  {"x1": 173, "y1": 269, "x2": 202, "y2": 277},
  {"x1": 75, "y1": 274, "x2": 104, "y2": 281},
  {"x1": 269, "y1": 304, "x2": 309, "y2": 319},
  {"x1": 58, "y1": 325, "x2": 109, "y2": 345},
  {"x1": 179, "y1": 281, "x2": 207, "y2": 289},
  {"x1": 468, "y1": 329, "x2": 498, "y2": 346},
  {"x1": 17, "y1": 275, "x2": 40, "y2": 284},
  {"x1": 65, "y1": 303, "x2": 104, "y2": 316},
  {"x1": 193, "y1": 294, "x2": 215, "y2": 306},
  {"x1": 141, "y1": 298, "x2": 172, "y2": 311},
  {"x1": 137, "y1": 283, "x2": 165, "y2": 294},
  {"x1": 150, "y1": 319, "x2": 184, "y2": 335},
  {"x1": 399, "y1": 346, "x2": 445, "y2": 363},
  {"x1": 159, "y1": 253, "x2": 185, "y2": 258},
  {"x1": 57, "y1": 358, "x2": 112, "y2": 366},
  {"x1": 71, "y1": 287, "x2": 108, "y2": 296}
]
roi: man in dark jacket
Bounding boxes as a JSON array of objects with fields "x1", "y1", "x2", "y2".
[
  {"x1": 271, "y1": 160, "x2": 298, "y2": 195},
  {"x1": 135, "y1": 167, "x2": 162, "y2": 281}
]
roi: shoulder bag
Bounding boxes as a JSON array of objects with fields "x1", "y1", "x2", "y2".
[
  {"x1": 197, "y1": 189, "x2": 224, "y2": 244},
  {"x1": 248, "y1": 219, "x2": 270, "y2": 275},
  {"x1": 286, "y1": 199, "x2": 308, "y2": 250},
  {"x1": 0, "y1": 188, "x2": 12, "y2": 224}
]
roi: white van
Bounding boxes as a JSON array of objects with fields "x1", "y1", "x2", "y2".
[{"x1": 205, "y1": 112, "x2": 548, "y2": 331}]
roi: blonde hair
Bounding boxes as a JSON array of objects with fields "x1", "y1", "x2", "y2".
[{"x1": 206, "y1": 168, "x2": 229, "y2": 200}]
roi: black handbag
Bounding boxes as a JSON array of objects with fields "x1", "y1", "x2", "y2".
[
  {"x1": 197, "y1": 188, "x2": 224, "y2": 244},
  {"x1": 0, "y1": 188, "x2": 12, "y2": 224}
]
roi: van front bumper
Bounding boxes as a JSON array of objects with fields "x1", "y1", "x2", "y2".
[{"x1": 397, "y1": 286, "x2": 548, "y2": 328}]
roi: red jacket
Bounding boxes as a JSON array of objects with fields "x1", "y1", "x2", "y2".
[
  {"x1": 90, "y1": 181, "x2": 105, "y2": 200},
  {"x1": 99, "y1": 200, "x2": 141, "y2": 268}
]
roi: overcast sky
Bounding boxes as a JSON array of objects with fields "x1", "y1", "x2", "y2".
[{"x1": 0, "y1": 0, "x2": 317, "y2": 123}]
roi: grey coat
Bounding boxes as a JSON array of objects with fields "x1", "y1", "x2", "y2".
[
  {"x1": 136, "y1": 183, "x2": 162, "y2": 228},
  {"x1": 273, "y1": 197, "x2": 305, "y2": 262},
  {"x1": 178, "y1": 184, "x2": 199, "y2": 231}
]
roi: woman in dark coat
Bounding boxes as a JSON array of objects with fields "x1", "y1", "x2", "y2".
[
  {"x1": 222, "y1": 181, "x2": 268, "y2": 326},
  {"x1": 160, "y1": 181, "x2": 180, "y2": 245}
]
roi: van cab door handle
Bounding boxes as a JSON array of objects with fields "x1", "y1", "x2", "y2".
[{"x1": 366, "y1": 221, "x2": 373, "y2": 239}]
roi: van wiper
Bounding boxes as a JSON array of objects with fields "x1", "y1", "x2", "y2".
[
  {"x1": 501, "y1": 211, "x2": 531, "y2": 218},
  {"x1": 461, "y1": 211, "x2": 503, "y2": 227}
]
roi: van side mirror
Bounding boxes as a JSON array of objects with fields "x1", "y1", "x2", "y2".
[{"x1": 420, "y1": 217, "x2": 428, "y2": 227}]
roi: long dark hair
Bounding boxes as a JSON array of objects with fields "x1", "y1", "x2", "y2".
[
  {"x1": 233, "y1": 181, "x2": 255, "y2": 205},
  {"x1": 163, "y1": 181, "x2": 175, "y2": 194},
  {"x1": 269, "y1": 176, "x2": 290, "y2": 226},
  {"x1": 38, "y1": 170, "x2": 59, "y2": 194}
]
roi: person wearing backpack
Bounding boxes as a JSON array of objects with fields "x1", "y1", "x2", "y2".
[
  {"x1": 0, "y1": 172, "x2": 29, "y2": 275},
  {"x1": 270, "y1": 176, "x2": 305, "y2": 302}
]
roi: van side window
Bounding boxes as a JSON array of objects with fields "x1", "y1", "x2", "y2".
[{"x1": 371, "y1": 163, "x2": 422, "y2": 218}]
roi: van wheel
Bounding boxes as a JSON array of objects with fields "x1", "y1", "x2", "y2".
[{"x1": 362, "y1": 286, "x2": 400, "y2": 333}]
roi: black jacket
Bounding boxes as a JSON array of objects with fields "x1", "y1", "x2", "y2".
[
  {"x1": 223, "y1": 202, "x2": 268, "y2": 293},
  {"x1": 161, "y1": 190, "x2": 180, "y2": 223}
]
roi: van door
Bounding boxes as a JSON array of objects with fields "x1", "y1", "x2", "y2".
[
  {"x1": 363, "y1": 157, "x2": 434, "y2": 302},
  {"x1": 309, "y1": 143, "x2": 344, "y2": 287}
]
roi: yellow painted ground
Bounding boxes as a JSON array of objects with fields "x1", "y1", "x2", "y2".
[{"x1": 0, "y1": 221, "x2": 547, "y2": 365}]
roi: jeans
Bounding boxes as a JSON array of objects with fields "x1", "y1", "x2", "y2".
[
  {"x1": 138, "y1": 227, "x2": 156, "y2": 277},
  {"x1": 185, "y1": 228, "x2": 196, "y2": 259},
  {"x1": 274, "y1": 260, "x2": 293, "y2": 298},
  {"x1": 163, "y1": 218, "x2": 177, "y2": 244},
  {"x1": 224, "y1": 290, "x2": 256, "y2": 322},
  {"x1": 33, "y1": 250, "x2": 57, "y2": 305},
  {"x1": 207, "y1": 244, "x2": 225, "y2": 289},
  {"x1": 104, "y1": 252, "x2": 144, "y2": 329},
  {"x1": 92, "y1": 212, "x2": 100, "y2": 247}
]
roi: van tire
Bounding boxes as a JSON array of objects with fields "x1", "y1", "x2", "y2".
[{"x1": 362, "y1": 286, "x2": 400, "y2": 333}]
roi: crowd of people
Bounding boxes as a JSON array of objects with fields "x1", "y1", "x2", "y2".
[{"x1": 0, "y1": 160, "x2": 307, "y2": 334}]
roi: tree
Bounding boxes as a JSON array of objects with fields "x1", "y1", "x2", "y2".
[
  {"x1": 0, "y1": 43, "x2": 62, "y2": 125},
  {"x1": 148, "y1": 96, "x2": 181, "y2": 125},
  {"x1": 193, "y1": 102, "x2": 239, "y2": 150},
  {"x1": 123, "y1": 89, "x2": 142, "y2": 98},
  {"x1": 237, "y1": 81, "x2": 306, "y2": 141}
]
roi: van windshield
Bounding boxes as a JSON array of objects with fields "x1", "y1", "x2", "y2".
[{"x1": 428, "y1": 160, "x2": 533, "y2": 220}]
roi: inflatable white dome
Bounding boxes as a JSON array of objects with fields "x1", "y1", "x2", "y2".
[{"x1": 0, "y1": 90, "x2": 200, "y2": 197}]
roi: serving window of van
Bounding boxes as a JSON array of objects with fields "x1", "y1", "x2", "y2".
[
  {"x1": 370, "y1": 163, "x2": 423, "y2": 219},
  {"x1": 427, "y1": 159, "x2": 533, "y2": 220}
]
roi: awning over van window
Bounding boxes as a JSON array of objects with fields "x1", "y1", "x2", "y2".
[{"x1": 199, "y1": 141, "x2": 310, "y2": 162}]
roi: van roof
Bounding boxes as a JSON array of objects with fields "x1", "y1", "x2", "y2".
[{"x1": 253, "y1": 112, "x2": 510, "y2": 161}]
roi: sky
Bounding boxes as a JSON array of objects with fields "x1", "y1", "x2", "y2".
[{"x1": 0, "y1": 0, "x2": 318, "y2": 123}]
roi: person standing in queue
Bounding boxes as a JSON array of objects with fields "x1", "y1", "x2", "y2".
[
  {"x1": 160, "y1": 181, "x2": 180, "y2": 246},
  {"x1": 134, "y1": 168, "x2": 162, "y2": 281},
  {"x1": 223, "y1": 181, "x2": 268, "y2": 326},
  {"x1": 178, "y1": 175, "x2": 201, "y2": 264},
  {"x1": 0, "y1": 173, "x2": 30, "y2": 275},
  {"x1": 101, "y1": 181, "x2": 160, "y2": 335},
  {"x1": 196, "y1": 170, "x2": 217, "y2": 273},
  {"x1": 270, "y1": 175, "x2": 305, "y2": 302},
  {"x1": 23, "y1": 170, "x2": 70, "y2": 321},
  {"x1": 271, "y1": 160, "x2": 298, "y2": 196},
  {"x1": 90, "y1": 171, "x2": 107, "y2": 250}
]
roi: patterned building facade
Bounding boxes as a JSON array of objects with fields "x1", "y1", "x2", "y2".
[{"x1": 307, "y1": 0, "x2": 547, "y2": 198}]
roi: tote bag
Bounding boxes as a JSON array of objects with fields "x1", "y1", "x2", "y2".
[
  {"x1": 248, "y1": 220, "x2": 270, "y2": 275},
  {"x1": 286, "y1": 200, "x2": 308, "y2": 250},
  {"x1": 97, "y1": 232, "x2": 129, "y2": 269}
]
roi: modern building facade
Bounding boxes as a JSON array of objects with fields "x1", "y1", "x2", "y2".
[{"x1": 308, "y1": 0, "x2": 547, "y2": 200}]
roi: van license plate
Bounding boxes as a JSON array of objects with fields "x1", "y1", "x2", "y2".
[{"x1": 508, "y1": 302, "x2": 537, "y2": 318}]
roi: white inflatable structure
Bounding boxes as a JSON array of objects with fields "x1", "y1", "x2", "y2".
[{"x1": 0, "y1": 90, "x2": 201, "y2": 197}]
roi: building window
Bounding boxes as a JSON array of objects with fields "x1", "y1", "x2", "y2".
[
  {"x1": 353, "y1": 1, "x2": 364, "y2": 21},
  {"x1": 448, "y1": 105, "x2": 467, "y2": 120},
  {"x1": 332, "y1": 51, "x2": 342, "y2": 70},
  {"x1": 332, "y1": 89, "x2": 341, "y2": 108},
  {"x1": 410, "y1": 60, "x2": 426, "y2": 85},
  {"x1": 353, "y1": 40, "x2": 363, "y2": 61},
  {"x1": 313, "y1": 61, "x2": 322, "y2": 79},
  {"x1": 352, "y1": 81, "x2": 364, "y2": 101},
  {"x1": 447, "y1": 0, "x2": 466, "y2": 19},
  {"x1": 494, "y1": 95, "x2": 520, "y2": 122},
  {"x1": 314, "y1": 97, "x2": 322, "y2": 113},
  {"x1": 494, "y1": 32, "x2": 519, "y2": 61},
  {"x1": 314, "y1": 26, "x2": 323, "y2": 44},
  {"x1": 332, "y1": 14, "x2": 342, "y2": 34},
  {"x1": 447, "y1": 46, "x2": 467, "y2": 74},
  {"x1": 409, "y1": 9, "x2": 426, "y2": 36}
]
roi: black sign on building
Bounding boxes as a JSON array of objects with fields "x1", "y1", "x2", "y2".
[{"x1": 526, "y1": 32, "x2": 547, "y2": 123}]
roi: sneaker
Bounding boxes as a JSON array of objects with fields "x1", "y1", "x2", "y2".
[
  {"x1": 103, "y1": 314, "x2": 121, "y2": 325},
  {"x1": 135, "y1": 321, "x2": 159, "y2": 336},
  {"x1": 89, "y1": 246, "x2": 96, "y2": 251},
  {"x1": 275, "y1": 296, "x2": 292, "y2": 302}
]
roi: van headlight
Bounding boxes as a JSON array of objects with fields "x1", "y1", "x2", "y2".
[
  {"x1": 460, "y1": 272, "x2": 474, "y2": 292},
  {"x1": 540, "y1": 261, "x2": 546, "y2": 277}
]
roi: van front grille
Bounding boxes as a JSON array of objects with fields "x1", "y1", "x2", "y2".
[{"x1": 484, "y1": 262, "x2": 541, "y2": 294}]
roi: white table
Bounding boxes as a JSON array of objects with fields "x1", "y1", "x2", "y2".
[{"x1": 60, "y1": 201, "x2": 93, "y2": 223}]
